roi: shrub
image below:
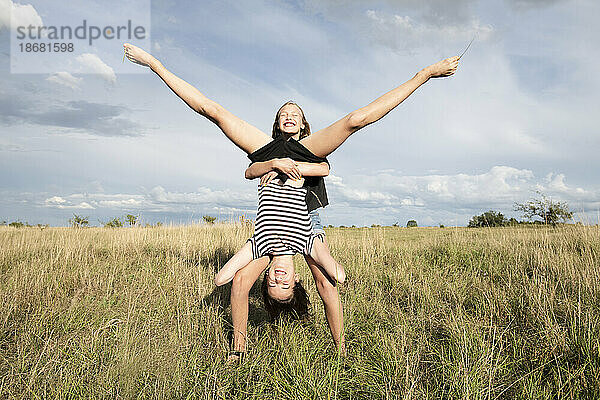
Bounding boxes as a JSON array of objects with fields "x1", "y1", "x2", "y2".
[
  {"x1": 468, "y1": 211, "x2": 507, "y2": 228},
  {"x1": 69, "y1": 214, "x2": 89, "y2": 228},
  {"x1": 203, "y1": 216, "x2": 216, "y2": 224},
  {"x1": 102, "y1": 217, "x2": 124, "y2": 228},
  {"x1": 407, "y1": 220, "x2": 418, "y2": 228},
  {"x1": 126, "y1": 214, "x2": 139, "y2": 227}
]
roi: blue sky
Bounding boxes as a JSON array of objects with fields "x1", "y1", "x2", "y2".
[{"x1": 1, "y1": 0, "x2": 599, "y2": 227}]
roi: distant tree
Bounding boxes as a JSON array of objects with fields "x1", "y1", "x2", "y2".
[
  {"x1": 514, "y1": 192, "x2": 573, "y2": 226},
  {"x1": 371, "y1": 224, "x2": 381, "y2": 228},
  {"x1": 102, "y1": 217, "x2": 124, "y2": 228},
  {"x1": 125, "y1": 214, "x2": 138, "y2": 227},
  {"x1": 69, "y1": 214, "x2": 89, "y2": 228},
  {"x1": 407, "y1": 220, "x2": 418, "y2": 228},
  {"x1": 8, "y1": 221, "x2": 25, "y2": 228},
  {"x1": 392, "y1": 223, "x2": 398, "y2": 227},
  {"x1": 468, "y1": 211, "x2": 506, "y2": 228},
  {"x1": 203, "y1": 215, "x2": 217, "y2": 224},
  {"x1": 155, "y1": 222, "x2": 163, "y2": 227},
  {"x1": 439, "y1": 224, "x2": 445, "y2": 228},
  {"x1": 507, "y1": 217, "x2": 519, "y2": 226}
]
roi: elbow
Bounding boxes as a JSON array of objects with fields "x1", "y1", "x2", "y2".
[
  {"x1": 322, "y1": 163, "x2": 330, "y2": 177},
  {"x1": 244, "y1": 169, "x2": 252, "y2": 180},
  {"x1": 346, "y1": 110, "x2": 369, "y2": 130}
]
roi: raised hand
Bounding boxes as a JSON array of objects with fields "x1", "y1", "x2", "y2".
[
  {"x1": 123, "y1": 43, "x2": 156, "y2": 68},
  {"x1": 425, "y1": 56, "x2": 460, "y2": 78}
]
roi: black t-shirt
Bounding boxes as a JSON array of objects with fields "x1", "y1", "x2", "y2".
[{"x1": 248, "y1": 135, "x2": 329, "y2": 213}]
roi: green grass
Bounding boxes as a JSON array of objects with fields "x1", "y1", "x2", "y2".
[{"x1": 1, "y1": 224, "x2": 599, "y2": 398}]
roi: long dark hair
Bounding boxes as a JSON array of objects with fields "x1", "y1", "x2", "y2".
[
  {"x1": 272, "y1": 101, "x2": 311, "y2": 140},
  {"x1": 261, "y1": 270, "x2": 310, "y2": 321}
]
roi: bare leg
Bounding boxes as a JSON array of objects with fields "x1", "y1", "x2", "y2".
[
  {"x1": 300, "y1": 57, "x2": 459, "y2": 158},
  {"x1": 214, "y1": 241, "x2": 254, "y2": 286},
  {"x1": 123, "y1": 43, "x2": 272, "y2": 154},
  {"x1": 304, "y1": 239, "x2": 346, "y2": 354},
  {"x1": 310, "y1": 238, "x2": 346, "y2": 284},
  {"x1": 230, "y1": 256, "x2": 270, "y2": 356}
]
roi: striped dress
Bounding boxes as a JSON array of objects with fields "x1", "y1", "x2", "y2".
[{"x1": 248, "y1": 181, "x2": 323, "y2": 259}]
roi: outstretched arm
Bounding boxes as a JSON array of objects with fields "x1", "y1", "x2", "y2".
[
  {"x1": 123, "y1": 43, "x2": 271, "y2": 154},
  {"x1": 300, "y1": 56, "x2": 460, "y2": 158}
]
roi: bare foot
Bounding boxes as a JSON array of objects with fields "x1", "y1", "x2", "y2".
[
  {"x1": 425, "y1": 56, "x2": 460, "y2": 78},
  {"x1": 226, "y1": 351, "x2": 245, "y2": 365},
  {"x1": 123, "y1": 43, "x2": 156, "y2": 68}
]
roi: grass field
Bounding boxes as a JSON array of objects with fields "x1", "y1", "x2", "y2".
[{"x1": 1, "y1": 224, "x2": 599, "y2": 399}]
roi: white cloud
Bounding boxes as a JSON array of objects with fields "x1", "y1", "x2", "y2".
[
  {"x1": 46, "y1": 72, "x2": 83, "y2": 90},
  {"x1": 326, "y1": 174, "x2": 398, "y2": 205},
  {"x1": 148, "y1": 186, "x2": 255, "y2": 207},
  {"x1": 75, "y1": 53, "x2": 116, "y2": 84},
  {"x1": 327, "y1": 166, "x2": 591, "y2": 212},
  {"x1": 97, "y1": 199, "x2": 142, "y2": 208},
  {"x1": 44, "y1": 196, "x2": 95, "y2": 209},
  {"x1": 40, "y1": 187, "x2": 257, "y2": 214},
  {"x1": 364, "y1": 9, "x2": 494, "y2": 53},
  {"x1": 0, "y1": 0, "x2": 43, "y2": 31},
  {"x1": 45, "y1": 196, "x2": 67, "y2": 205}
]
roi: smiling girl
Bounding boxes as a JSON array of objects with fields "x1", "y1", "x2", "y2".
[{"x1": 123, "y1": 43, "x2": 459, "y2": 357}]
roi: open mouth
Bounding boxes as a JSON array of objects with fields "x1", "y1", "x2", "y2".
[
  {"x1": 274, "y1": 268, "x2": 286, "y2": 275},
  {"x1": 283, "y1": 122, "x2": 295, "y2": 128}
]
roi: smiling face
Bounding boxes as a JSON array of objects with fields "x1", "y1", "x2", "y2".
[
  {"x1": 265, "y1": 256, "x2": 299, "y2": 301},
  {"x1": 277, "y1": 103, "x2": 305, "y2": 137}
]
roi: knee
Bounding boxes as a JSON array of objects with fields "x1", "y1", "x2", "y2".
[
  {"x1": 231, "y1": 271, "x2": 251, "y2": 297},
  {"x1": 214, "y1": 272, "x2": 228, "y2": 287},
  {"x1": 346, "y1": 109, "x2": 368, "y2": 130},
  {"x1": 316, "y1": 277, "x2": 338, "y2": 299}
]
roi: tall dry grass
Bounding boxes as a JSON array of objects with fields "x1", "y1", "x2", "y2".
[{"x1": 0, "y1": 224, "x2": 598, "y2": 398}]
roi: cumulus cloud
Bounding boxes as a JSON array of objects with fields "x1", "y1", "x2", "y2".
[
  {"x1": 326, "y1": 174, "x2": 399, "y2": 206},
  {"x1": 0, "y1": 96, "x2": 145, "y2": 137},
  {"x1": 40, "y1": 187, "x2": 257, "y2": 214},
  {"x1": 327, "y1": 166, "x2": 592, "y2": 213},
  {"x1": 506, "y1": 0, "x2": 566, "y2": 11},
  {"x1": 301, "y1": 0, "x2": 475, "y2": 24},
  {"x1": 46, "y1": 72, "x2": 83, "y2": 90},
  {"x1": 0, "y1": 0, "x2": 43, "y2": 31},
  {"x1": 148, "y1": 186, "x2": 256, "y2": 208},
  {"x1": 75, "y1": 53, "x2": 116, "y2": 84},
  {"x1": 299, "y1": 0, "x2": 493, "y2": 53},
  {"x1": 364, "y1": 9, "x2": 493, "y2": 53},
  {"x1": 0, "y1": 142, "x2": 26, "y2": 152},
  {"x1": 44, "y1": 196, "x2": 95, "y2": 209}
]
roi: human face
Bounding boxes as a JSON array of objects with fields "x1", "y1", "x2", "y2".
[
  {"x1": 278, "y1": 104, "x2": 305, "y2": 136},
  {"x1": 266, "y1": 258, "x2": 299, "y2": 301}
]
